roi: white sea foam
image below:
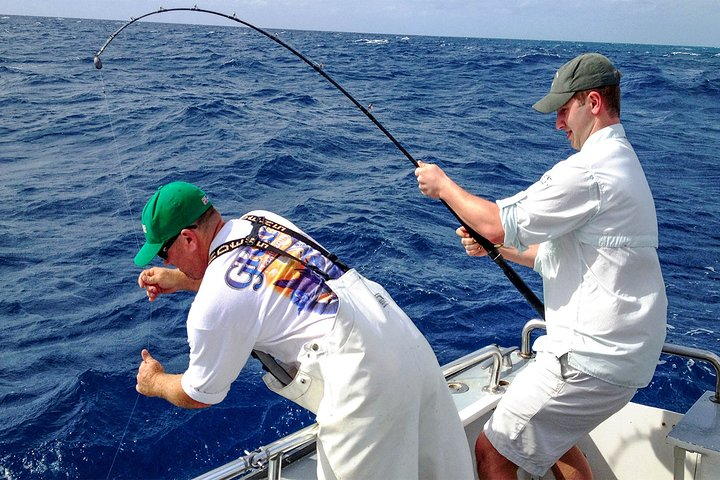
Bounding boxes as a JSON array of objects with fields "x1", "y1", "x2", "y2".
[
  {"x1": 687, "y1": 327, "x2": 715, "y2": 336},
  {"x1": 354, "y1": 38, "x2": 389, "y2": 45}
]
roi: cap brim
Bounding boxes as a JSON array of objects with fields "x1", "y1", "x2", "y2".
[
  {"x1": 134, "y1": 242, "x2": 163, "y2": 267},
  {"x1": 532, "y1": 91, "x2": 575, "y2": 114}
]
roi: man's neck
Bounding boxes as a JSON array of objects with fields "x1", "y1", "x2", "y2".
[
  {"x1": 211, "y1": 218, "x2": 226, "y2": 239},
  {"x1": 588, "y1": 114, "x2": 620, "y2": 141}
]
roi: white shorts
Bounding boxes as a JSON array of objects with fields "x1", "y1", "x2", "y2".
[{"x1": 484, "y1": 352, "x2": 636, "y2": 476}]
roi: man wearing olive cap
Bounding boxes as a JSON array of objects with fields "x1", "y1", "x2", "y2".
[
  {"x1": 132, "y1": 181, "x2": 474, "y2": 479},
  {"x1": 416, "y1": 53, "x2": 667, "y2": 478}
]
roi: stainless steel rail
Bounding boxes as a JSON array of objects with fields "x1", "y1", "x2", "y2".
[
  {"x1": 662, "y1": 343, "x2": 720, "y2": 403},
  {"x1": 193, "y1": 424, "x2": 318, "y2": 480},
  {"x1": 442, "y1": 344, "x2": 505, "y2": 392},
  {"x1": 519, "y1": 319, "x2": 720, "y2": 403},
  {"x1": 520, "y1": 318, "x2": 546, "y2": 358}
]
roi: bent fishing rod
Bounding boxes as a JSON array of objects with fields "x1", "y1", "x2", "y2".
[{"x1": 93, "y1": 6, "x2": 545, "y2": 319}]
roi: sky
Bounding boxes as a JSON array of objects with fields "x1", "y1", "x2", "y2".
[{"x1": 1, "y1": 0, "x2": 718, "y2": 48}]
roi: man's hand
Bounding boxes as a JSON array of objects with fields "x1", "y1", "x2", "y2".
[
  {"x1": 456, "y1": 226, "x2": 488, "y2": 257},
  {"x1": 135, "y1": 349, "x2": 211, "y2": 409},
  {"x1": 138, "y1": 267, "x2": 198, "y2": 301},
  {"x1": 136, "y1": 349, "x2": 164, "y2": 397},
  {"x1": 415, "y1": 161, "x2": 451, "y2": 200}
]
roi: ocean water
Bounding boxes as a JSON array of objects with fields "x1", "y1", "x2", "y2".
[{"x1": 1, "y1": 12, "x2": 719, "y2": 479}]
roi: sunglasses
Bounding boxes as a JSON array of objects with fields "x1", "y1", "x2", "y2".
[{"x1": 158, "y1": 225, "x2": 198, "y2": 260}]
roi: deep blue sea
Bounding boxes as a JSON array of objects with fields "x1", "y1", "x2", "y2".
[{"x1": 1, "y1": 12, "x2": 719, "y2": 480}]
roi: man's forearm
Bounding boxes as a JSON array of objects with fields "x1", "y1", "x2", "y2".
[
  {"x1": 150, "y1": 373, "x2": 210, "y2": 409},
  {"x1": 174, "y1": 269, "x2": 202, "y2": 292},
  {"x1": 439, "y1": 180, "x2": 505, "y2": 245},
  {"x1": 496, "y1": 244, "x2": 538, "y2": 268}
]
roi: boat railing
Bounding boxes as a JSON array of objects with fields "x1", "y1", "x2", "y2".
[
  {"x1": 520, "y1": 318, "x2": 547, "y2": 359},
  {"x1": 442, "y1": 344, "x2": 510, "y2": 393},
  {"x1": 193, "y1": 423, "x2": 318, "y2": 480},
  {"x1": 519, "y1": 319, "x2": 720, "y2": 403},
  {"x1": 662, "y1": 343, "x2": 720, "y2": 403}
]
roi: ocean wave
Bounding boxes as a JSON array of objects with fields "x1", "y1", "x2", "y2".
[{"x1": 353, "y1": 38, "x2": 390, "y2": 45}]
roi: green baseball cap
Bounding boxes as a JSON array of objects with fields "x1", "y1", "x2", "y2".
[
  {"x1": 134, "y1": 181, "x2": 212, "y2": 266},
  {"x1": 532, "y1": 53, "x2": 622, "y2": 114}
]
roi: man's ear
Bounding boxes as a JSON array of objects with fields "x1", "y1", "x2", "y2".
[
  {"x1": 588, "y1": 90, "x2": 603, "y2": 114},
  {"x1": 181, "y1": 228, "x2": 199, "y2": 252}
]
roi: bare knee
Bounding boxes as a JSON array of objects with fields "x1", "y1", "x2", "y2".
[
  {"x1": 550, "y1": 446, "x2": 593, "y2": 480},
  {"x1": 475, "y1": 433, "x2": 518, "y2": 480},
  {"x1": 476, "y1": 436, "x2": 593, "y2": 480}
]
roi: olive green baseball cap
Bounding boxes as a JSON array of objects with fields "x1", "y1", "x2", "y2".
[
  {"x1": 533, "y1": 53, "x2": 622, "y2": 113},
  {"x1": 134, "y1": 181, "x2": 212, "y2": 266}
]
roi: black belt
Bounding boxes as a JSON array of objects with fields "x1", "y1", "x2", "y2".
[{"x1": 208, "y1": 214, "x2": 350, "y2": 280}]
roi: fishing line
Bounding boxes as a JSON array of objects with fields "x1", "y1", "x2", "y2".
[
  {"x1": 95, "y1": 67, "x2": 156, "y2": 480},
  {"x1": 94, "y1": 8, "x2": 544, "y2": 314}
]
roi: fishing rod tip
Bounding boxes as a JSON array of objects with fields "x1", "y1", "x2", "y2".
[{"x1": 93, "y1": 55, "x2": 103, "y2": 70}]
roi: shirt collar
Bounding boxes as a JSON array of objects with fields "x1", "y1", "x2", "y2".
[{"x1": 582, "y1": 123, "x2": 625, "y2": 151}]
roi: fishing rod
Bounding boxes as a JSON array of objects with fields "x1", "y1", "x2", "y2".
[{"x1": 93, "y1": 6, "x2": 545, "y2": 319}]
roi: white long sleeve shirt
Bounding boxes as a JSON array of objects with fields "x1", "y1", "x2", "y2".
[{"x1": 498, "y1": 124, "x2": 667, "y2": 388}]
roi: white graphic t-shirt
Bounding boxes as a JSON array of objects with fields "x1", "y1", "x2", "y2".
[{"x1": 181, "y1": 210, "x2": 344, "y2": 405}]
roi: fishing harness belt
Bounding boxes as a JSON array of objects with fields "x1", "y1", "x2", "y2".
[{"x1": 208, "y1": 214, "x2": 349, "y2": 277}]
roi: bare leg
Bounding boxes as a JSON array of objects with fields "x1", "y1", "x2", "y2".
[
  {"x1": 477, "y1": 434, "x2": 592, "y2": 480},
  {"x1": 550, "y1": 446, "x2": 593, "y2": 480},
  {"x1": 475, "y1": 432, "x2": 520, "y2": 480}
]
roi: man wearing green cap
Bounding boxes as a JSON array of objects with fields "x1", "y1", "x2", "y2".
[
  {"x1": 416, "y1": 53, "x2": 666, "y2": 479},
  {"x1": 132, "y1": 181, "x2": 474, "y2": 479}
]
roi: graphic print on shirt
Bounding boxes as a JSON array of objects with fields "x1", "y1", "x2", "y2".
[{"x1": 225, "y1": 226, "x2": 342, "y2": 315}]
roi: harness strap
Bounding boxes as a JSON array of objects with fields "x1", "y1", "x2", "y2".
[
  {"x1": 242, "y1": 214, "x2": 350, "y2": 272},
  {"x1": 208, "y1": 215, "x2": 350, "y2": 279}
]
